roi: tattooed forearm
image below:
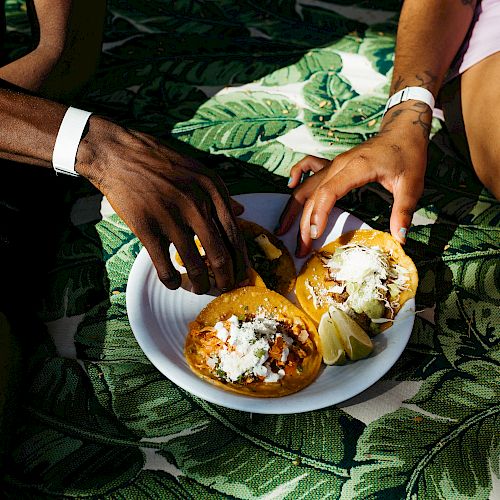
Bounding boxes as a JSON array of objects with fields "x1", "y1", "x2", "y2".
[
  {"x1": 391, "y1": 75, "x2": 405, "y2": 93},
  {"x1": 411, "y1": 101, "x2": 432, "y2": 136},
  {"x1": 390, "y1": 71, "x2": 438, "y2": 94},
  {"x1": 378, "y1": 101, "x2": 432, "y2": 139},
  {"x1": 415, "y1": 71, "x2": 437, "y2": 90}
]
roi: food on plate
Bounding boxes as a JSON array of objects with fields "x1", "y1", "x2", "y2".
[
  {"x1": 185, "y1": 286, "x2": 322, "y2": 397},
  {"x1": 174, "y1": 219, "x2": 296, "y2": 295},
  {"x1": 318, "y1": 306, "x2": 373, "y2": 365},
  {"x1": 238, "y1": 219, "x2": 296, "y2": 295},
  {"x1": 296, "y1": 229, "x2": 418, "y2": 334}
]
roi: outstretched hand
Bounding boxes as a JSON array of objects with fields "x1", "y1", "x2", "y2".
[
  {"x1": 77, "y1": 118, "x2": 248, "y2": 294},
  {"x1": 276, "y1": 101, "x2": 432, "y2": 257}
]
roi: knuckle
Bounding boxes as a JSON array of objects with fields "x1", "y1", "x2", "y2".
[{"x1": 209, "y1": 253, "x2": 230, "y2": 271}]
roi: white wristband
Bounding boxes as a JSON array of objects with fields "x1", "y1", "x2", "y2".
[
  {"x1": 383, "y1": 86, "x2": 435, "y2": 117},
  {"x1": 52, "y1": 106, "x2": 93, "y2": 177}
]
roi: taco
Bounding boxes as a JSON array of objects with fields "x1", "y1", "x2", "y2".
[
  {"x1": 175, "y1": 219, "x2": 296, "y2": 295},
  {"x1": 237, "y1": 219, "x2": 295, "y2": 295},
  {"x1": 296, "y1": 229, "x2": 418, "y2": 334},
  {"x1": 185, "y1": 286, "x2": 322, "y2": 397}
]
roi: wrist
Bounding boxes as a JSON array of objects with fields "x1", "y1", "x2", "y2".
[
  {"x1": 379, "y1": 100, "x2": 432, "y2": 143},
  {"x1": 74, "y1": 115, "x2": 120, "y2": 188}
]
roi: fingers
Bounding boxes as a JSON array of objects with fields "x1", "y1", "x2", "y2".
[
  {"x1": 276, "y1": 175, "x2": 322, "y2": 236},
  {"x1": 137, "y1": 217, "x2": 183, "y2": 291},
  {"x1": 389, "y1": 177, "x2": 422, "y2": 244},
  {"x1": 229, "y1": 197, "x2": 244, "y2": 216},
  {"x1": 296, "y1": 165, "x2": 372, "y2": 257},
  {"x1": 287, "y1": 156, "x2": 330, "y2": 189}
]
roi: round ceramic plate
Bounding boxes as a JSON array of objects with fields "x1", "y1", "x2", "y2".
[{"x1": 126, "y1": 193, "x2": 415, "y2": 414}]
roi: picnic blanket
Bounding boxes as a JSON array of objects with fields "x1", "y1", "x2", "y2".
[{"x1": 1, "y1": 1, "x2": 499, "y2": 498}]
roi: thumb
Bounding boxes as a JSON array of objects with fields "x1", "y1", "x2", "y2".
[{"x1": 389, "y1": 179, "x2": 421, "y2": 244}]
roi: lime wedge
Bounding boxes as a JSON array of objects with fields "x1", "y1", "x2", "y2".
[
  {"x1": 318, "y1": 312, "x2": 347, "y2": 365},
  {"x1": 328, "y1": 307, "x2": 373, "y2": 361}
]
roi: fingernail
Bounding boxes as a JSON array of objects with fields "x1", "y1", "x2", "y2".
[
  {"x1": 397, "y1": 227, "x2": 407, "y2": 243},
  {"x1": 310, "y1": 224, "x2": 318, "y2": 239},
  {"x1": 287, "y1": 176, "x2": 292, "y2": 186}
]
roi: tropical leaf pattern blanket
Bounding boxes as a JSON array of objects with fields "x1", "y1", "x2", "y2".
[{"x1": 1, "y1": 1, "x2": 499, "y2": 499}]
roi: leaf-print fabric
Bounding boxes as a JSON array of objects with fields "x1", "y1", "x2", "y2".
[{"x1": 1, "y1": 1, "x2": 499, "y2": 499}]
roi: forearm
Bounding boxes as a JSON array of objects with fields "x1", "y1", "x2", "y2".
[
  {"x1": 390, "y1": 0, "x2": 477, "y2": 95},
  {"x1": 0, "y1": 82, "x2": 114, "y2": 183}
]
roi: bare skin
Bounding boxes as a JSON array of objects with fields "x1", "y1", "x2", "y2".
[
  {"x1": 276, "y1": 0, "x2": 499, "y2": 257},
  {"x1": 0, "y1": 0, "x2": 248, "y2": 294}
]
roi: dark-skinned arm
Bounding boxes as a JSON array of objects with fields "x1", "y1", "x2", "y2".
[
  {"x1": 278, "y1": 0, "x2": 477, "y2": 255},
  {"x1": 0, "y1": 84, "x2": 248, "y2": 293}
]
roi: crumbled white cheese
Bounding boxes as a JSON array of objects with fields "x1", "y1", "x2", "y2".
[{"x1": 212, "y1": 315, "x2": 289, "y2": 383}]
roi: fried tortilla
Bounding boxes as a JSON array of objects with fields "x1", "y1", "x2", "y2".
[
  {"x1": 296, "y1": 229, "x2": 418, "y2": 334},
  {"x1": 185, "y1": 286, "x2": 322, "y2": 397}
]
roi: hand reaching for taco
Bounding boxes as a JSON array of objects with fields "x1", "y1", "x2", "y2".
[{"x1": 175, "y1": 219, "x2": 296, "y2": 295}]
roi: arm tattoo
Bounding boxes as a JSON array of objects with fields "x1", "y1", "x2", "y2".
[
  {"x1": 377, "y1": 102, "x2": 432, "y2": 139},
  {"x1": 392, "y1": 75, "x2": 405, "y2": 93},
  {"x1": 415, "y1": 71, "x2": 437, "y2": 90},
  {"x1": 391, "y1": 71, "x2": 437, "y2": 94}
]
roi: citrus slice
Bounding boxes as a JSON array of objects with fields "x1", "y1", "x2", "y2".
[
  {"x1": 318, "y1": 312, "x2": 347, "y2": 365},
  {"x1": 328, "y1": 307, "x2": 373, "y2": 361}
]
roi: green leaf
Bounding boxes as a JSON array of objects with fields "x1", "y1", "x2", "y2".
[
  {"x1": 86, "y1": 362, "x2": 210, "y2": 438},
  {"x1": 303, "y1": 70, "x2": 358, "y2": 114},
  {"x1": 343, "y1": 404, "x2": 499, "y2": 500},
  {"x1": 172, "y1": 92, "x2": 301, "y2": 151},
  {"x1": 4, "y1": 358, "x2": 144, "y2": 496},
  {"x1": 326, "y1": 94, "x2": 385, "y2": 134},
  {"x1": 221, "y1": 142, "x2": 305, "y2": 177},
  {"x1": 108, "y1": 470, "x2": 234, "y2": 500},
  {"x1": 131, "y1": 78, "x2": 208, "y2": 132},
  {"x1": 358, "y1": 27, "x2": 395, "y2": 75},
  {"x1": 75, "y1": 293, "x2": 149, "y2": 363},
  {"x1": 165, "y1": 402, "x2": 349, "y2": 498},
  {"x1": 387, "y1": 317, "x2": 448, "y2": 381},
  {"x1": 39, "y1": 224, "x2": 109, "y2": 322},
  {"x1": 262, "y1": 49, "x2": 343, "y2": 86}
]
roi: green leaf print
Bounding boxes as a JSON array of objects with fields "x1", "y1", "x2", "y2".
[
  {"x1": 172, "y1": 92, "x2": 301, "y2": 152},
  {"x1": 343, "y1": 403, "x2": 499, "y2": 500},
  {"x1": 39, "y1": 224, "x2": 109, "y2": 322},
  {"x1": 326, "y1": 94, "x2": 385, "y2": 134},
  {"x1": 358, "y1": 26, "x2": 396, "y2": 75},
  {"x1": 108, "y1": 470, "x2": 235, "y2": 500},
  {"x1": 164, "y1": 402, "x2": 348, "y2": 499},
  {"x1": 86, "y1": 362, "x2": 211, "y2": 438},
  {"x1": 5, "y1": 358, "x2": 144, "y2": 496},
  {"x1": 131, "y1": 78, "x2": 208, "y2": 132},
  {"x1": 261, "y1": 49, "x2": 343, "y2": 86},
  {"x1": 388, "y1": 317, "x2": 447, "y2": 382},
  {"x1": 76, "y1": 292, "x2": 149, "y2": 363},
  {"x1": 303, "y1": 70, "x2": 358, "y2": 114},
  {"x1": 222, "y1": 142, "x2": 305, "y2": 177}
]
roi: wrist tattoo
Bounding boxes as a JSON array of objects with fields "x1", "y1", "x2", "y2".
[
  {"x1": 415, "y1": 71, "x2": 437, "y2": 90},
  {"x1": 378, "y1": 101, "x2": 432, "y2": 139}
]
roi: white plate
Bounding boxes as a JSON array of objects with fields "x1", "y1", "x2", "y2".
[{"x1": 126, "y1": 193, "x2": 415, "y2": 414}]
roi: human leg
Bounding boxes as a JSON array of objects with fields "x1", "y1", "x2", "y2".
[
  {"x1": 0, "y1": 0, "x2": 106, "y2": 101},
  {"x1": 442, "y1": 52, "x2": 500, "y2": 200}
]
